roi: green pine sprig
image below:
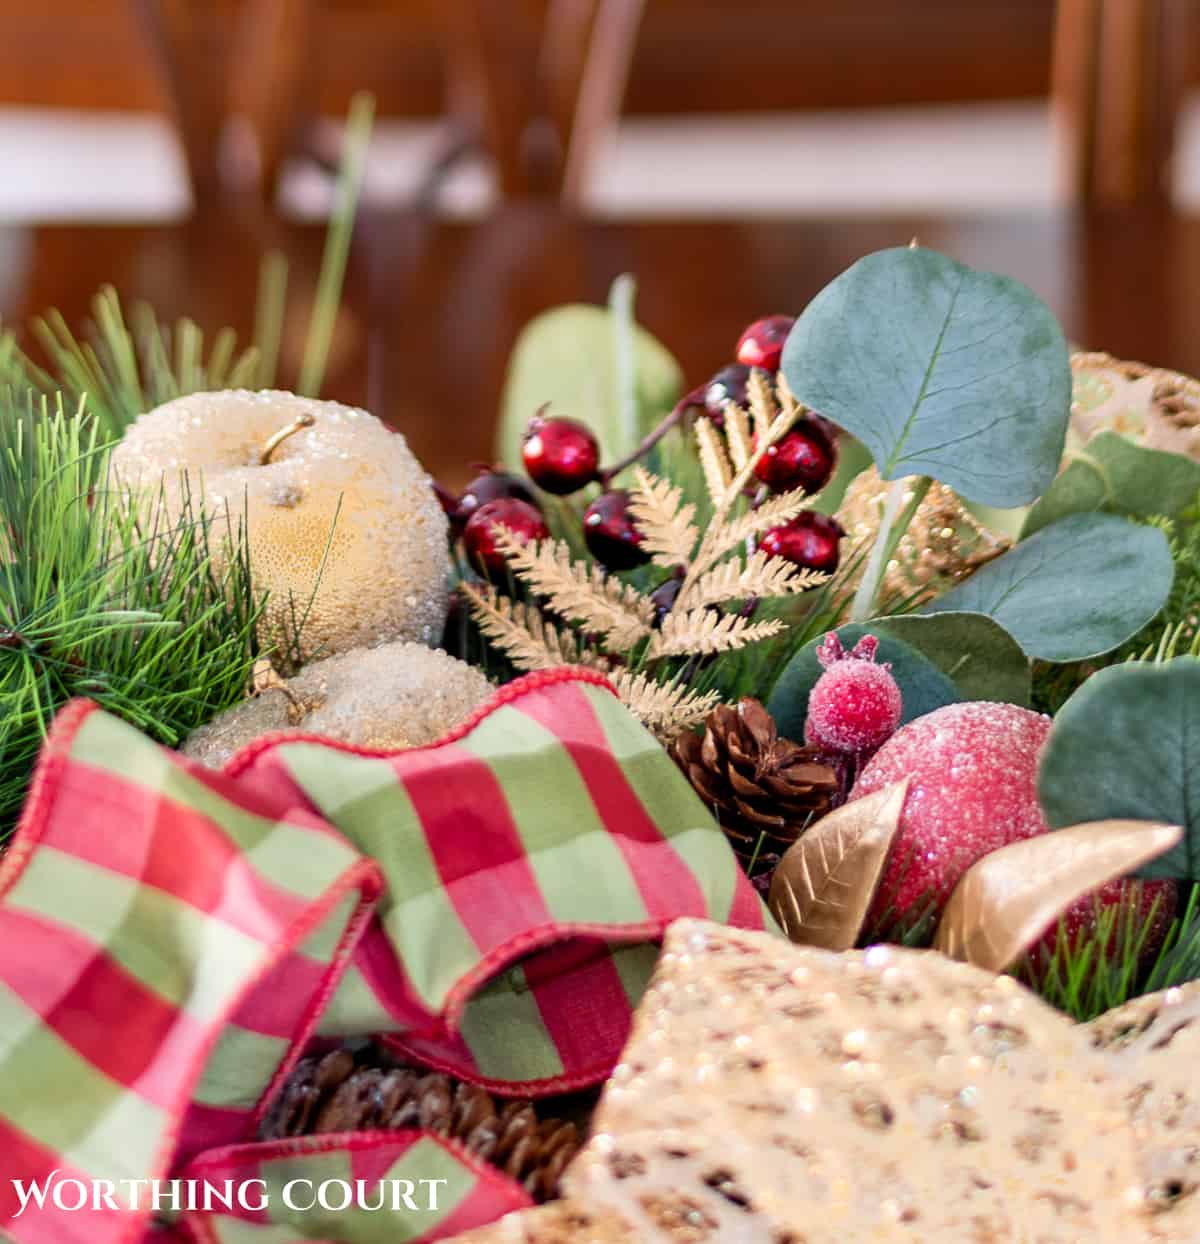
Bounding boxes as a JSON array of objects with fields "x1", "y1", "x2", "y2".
[{"x1": 0, "y1": 392, "x2": 266, "y2": 836}]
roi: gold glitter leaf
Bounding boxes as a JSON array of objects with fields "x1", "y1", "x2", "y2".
[
  {"x1": 768, "y1": 780, "x2": 909, "y2": 949},
  {"x1": 933, "y1": 819, "x2": 1182, "y2": 974},
  {"x1": 628, "y1": 466, "x2": 700, "y2": 570}
]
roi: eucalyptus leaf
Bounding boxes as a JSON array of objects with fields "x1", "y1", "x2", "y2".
[
  {"x1": 1022, "y1": 431, "x2": 1200, "y2": 537},
  {"x1": 767, "y1": 623, "x2": 961, "y2": 742},
  {"x1": 926, "y1": 512, "x2": 1173, "y2": 661},
  {"x1": 781, "y1": 246, "x2": 1071, "y2": 507},
  {"x1": 878, "y1": 612, "x2": 1031, "y2": 706},
  {"x1": 498, "y1": 304, "x2": 683, "y2": 470},
  {"x1": 1038, "y1": 658, "x2": 1200, "y2": 880}
]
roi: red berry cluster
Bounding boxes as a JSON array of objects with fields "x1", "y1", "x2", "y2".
[{"x1": 439, "y1": 313, "x2": 845, "y2": 587}]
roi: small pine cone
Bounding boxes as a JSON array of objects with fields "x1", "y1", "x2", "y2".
[
  {"x1": 672, "y1": 697, "x2": 838, "y2": 878},
  {"x1": 259, "y1": 1046, "x2": 581, "y2": 1202}
]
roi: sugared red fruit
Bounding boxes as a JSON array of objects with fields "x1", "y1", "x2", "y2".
[
  {"x1": 704, "y1": 364, "x2": 753, "y2": 418},
  {"x1": 1035, "y1": 877, "x2": 1177, "y2": 972},
  {"x1": 850, "y1": 701, "x2": 1052, "y2": 919},
  {"x1": 759, "y1": 512, "x2": 844, "y2": 573},
  {"x1": 455, "y1": 467, "x2": 539, "y2": 528},
  {"x1": 463, "y1": 498, "x2": 549, "y2": 579},
  {"x1": 522, "y1": 415, "x2": 599, "y2": 494},
  {"x1": 736, "y1": 315, "x2": 795, "y2": 372},
  {"x1": 804, "y1": 633, "x2": 902, "y2": 757},
  {"x1": 583, "y1": 490, "x2": 648, "y2": 570},
  {"x1": 754, "y1": 421, "x2": 836, "y2": 495}
]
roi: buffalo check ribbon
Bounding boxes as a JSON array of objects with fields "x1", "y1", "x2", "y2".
[{"x1": 0, "y1": 669, "x2": 770, "y2": 1244}]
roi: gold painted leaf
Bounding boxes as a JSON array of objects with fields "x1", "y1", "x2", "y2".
[
  {"x1": 768, "y1": 780, "x2": 909, "y2": 949},
  {"x1": 933, "y1": 819, "x2": 1182, "y2": 974}
]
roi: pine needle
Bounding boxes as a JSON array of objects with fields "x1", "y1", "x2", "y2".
[
  {"x1": 460, "y1": 582, "x2": 592, "y2": 670},
  {"x1": 695, "y1": 417, "x2": 733, "y2": 506},
  {"x1": 692, "y1": 550, "x2": 824, "y2": 607},
  {"x1": 610, "y1": 671, "x2": 721, "y2": 737},
  {"x1": 650, "y1": 608, "x2": 784, "y2": 657},
  {"x1": 495, "y1": 531, "x2": 654, "y2": 649},
  {"x1": 628, "y1": 466, "x2": 699, "y2": 569}
]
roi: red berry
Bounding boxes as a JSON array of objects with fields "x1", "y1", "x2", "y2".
[
  {"x1": 850, "y1": 702, "x2": 1053, "y2": 920},
  {"x1": 584, "y1": 490, "x2": 648, "y2": 570},
  {"x1": 736, "y1": 315, "x2": 795, "y2": 372},
  {"x1": 455, "y1": 467, "x2": 539, "y2": 529},
  {"x1": 804, "y1": 633, "x2": 902, "y2": 756},
  {"x1": 704, "y1": 364, "x2": 754, "y2": 419},
  {"x1": 759, "y1": 512, "x2": 844, "y2": 573},
  {"x1": 463, "y1": 498, "x2": 549, "y2": 579},
  {"x1": 522, "y1": 415, "x2": 600, "y2": 494},
  {"x1": 754, "y1": 421, "x2": 836, "y2": 495}
]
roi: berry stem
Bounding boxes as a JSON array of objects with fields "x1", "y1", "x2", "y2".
[
  {"x1": 259, "y1": 412, "x2": 316, "y2": 464},
  {"x1": 849, "y1": 474, "x2": 932, "y2": 621},
  {"x1": 597, "y1": 388, "x2": 702, "y2": 486}
]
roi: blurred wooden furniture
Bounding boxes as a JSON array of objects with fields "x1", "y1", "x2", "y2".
[{"x1": 1053, "y1": 0, "x2": 1189, "y2": 204}]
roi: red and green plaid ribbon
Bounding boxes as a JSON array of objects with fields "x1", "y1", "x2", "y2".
[{"x1": 0, "y1": 669, "x2": 769, "y2": 1244}]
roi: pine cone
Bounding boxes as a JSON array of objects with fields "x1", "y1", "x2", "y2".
[
  {"x1": 259, "y1": 1045, "x2": 581, "y2": 1203},
  {"x1": 672, "y1": 698, "x2": 838, "y2": 879}
]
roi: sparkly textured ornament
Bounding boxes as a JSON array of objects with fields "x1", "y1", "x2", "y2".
[
  {"x1": 182, "y1": 641, "x2": 493, "y2": 768},
  {"x1": 260, "y1": 1046, "x2": 581, "y2": 1203},
  {"x1": 109, "y1": 390, "x2": 451, "y2": 661},
  {"x1": 836, "y1": 466, "x2": 1010, "y2": 608},
  {"x1": 804, "y1": 632, "x2": 902, "y2": 757},
  {"x1": 1089, "y1": 982, "x2": 1200, "y2": 1227},
  {"x1": 445, "y1": 920, "x2": 1150, "y2": 1244},
  {"x1": 850, "y1": 701, "x2": 1053, "y2": 921},
  {"x1": 1070, "y1": 351, "x2": 1200, "y2": 460},
  {"x1": 672, "y1": 698, "x2": 838, "y2": 879}
]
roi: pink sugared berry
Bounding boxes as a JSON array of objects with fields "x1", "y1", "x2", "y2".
[
  {"x1": 850, "y1": 701, "x2": 1053, "y2": 919},
  {"x1": 463, "y1": 497, "x2": 549, "y2": 579},
  {"x1": 522, "y1": 415, "x2": 599, "y2": 495},
  {"x1": 804, "y1": 632, "x2": 902, "y2": 756},
  {"x1": 736, "y1": 315, "x2": 795, "y2": 372},
  {"x1": 759, "y1": 512, "x2": 844, "y2": 573},
  {"x1": 1033, "y1": 877, "x2": 1177, "y2": 974},
  {"x1": 754, "y1": 421, "x2": 836, "y2": 495}
]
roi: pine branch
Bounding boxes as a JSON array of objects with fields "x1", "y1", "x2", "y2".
[
  {"x1": 691, "y1": 550, "x2": 825, "y2": 606},
  {"x1": 492, "y1": 532, "x2": 654, "y2": 650},
  {"x1": 725, "y1": 404, "x2": 752, "y2": 472},
  {"x1": 628, "y1": 466, "x2": 700, "y2": 570},
  {"x1": 610, "y1": 671, "x2": 721, "y2": 737},
  {"x1": 649, "y1": 609, "x2": 784, "y2": 658},
  {"x1": 460, "y1": 583, "x2": 595, "y2": 671},
  {"x1": 695, "y1": 418, "x2": 733, "y2": 506}
]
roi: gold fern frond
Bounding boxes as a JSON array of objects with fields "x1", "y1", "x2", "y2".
[
  {"x1": 462, "y1": 582, "x2": 593, "y2": 671},
  {"x1": 610, "y1": 671, "x2": 722, "y2": 738},
  {"x1": 696, "y1": 417, "x2": 733, "y2": 506},
  {"x1": 495, "y1": 530, "x2": 654, "y2": 649},
  {"x1": 692, "y1": 549, "x2": 826, "y2": 606},
  {"x1": 725, "y1": 404, "x2": 752, "y2": 471},
  {"x1": 629, "y1": 466, "x2": 699, "y2": 569},
  {"x1": 747, "y1": 367, "x2": 777, "y2": 438},
  {"x1": 713, "y1": 488, "x2": 814, "y2": 557},
  {"x1": 649, "y1": 608, "x2": 784, "y2": 658}
]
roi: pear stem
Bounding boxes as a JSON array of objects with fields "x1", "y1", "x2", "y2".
[{"x1": 259, "y1": 413, "x2": 315, "y2": 465}]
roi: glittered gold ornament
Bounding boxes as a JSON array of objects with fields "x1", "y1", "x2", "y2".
[
  {"x1": 1071, "y1": 351, "x2": 1200, "y2": 460},
  {"x1": 182, "y1": 641, "x2": 493, "y2": 768},
  {"x1": 109, "y1": 390, "x2": 451, "y2": 661},
  {"x1": 836, "y1": 466, "x2": 1010, "y2": 608}
]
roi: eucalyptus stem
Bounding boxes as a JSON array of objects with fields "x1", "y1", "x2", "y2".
[
  {"x1": 298, "y1": 92, "x2": 375, "y2": 398},
  {"x1": 849, "y1": 474, "x2": 932, "y2": 622}
]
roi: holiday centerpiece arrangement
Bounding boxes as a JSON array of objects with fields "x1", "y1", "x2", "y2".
[{"x1": 4, "y1": 159, "x2": 1200, "y2": 1242}]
